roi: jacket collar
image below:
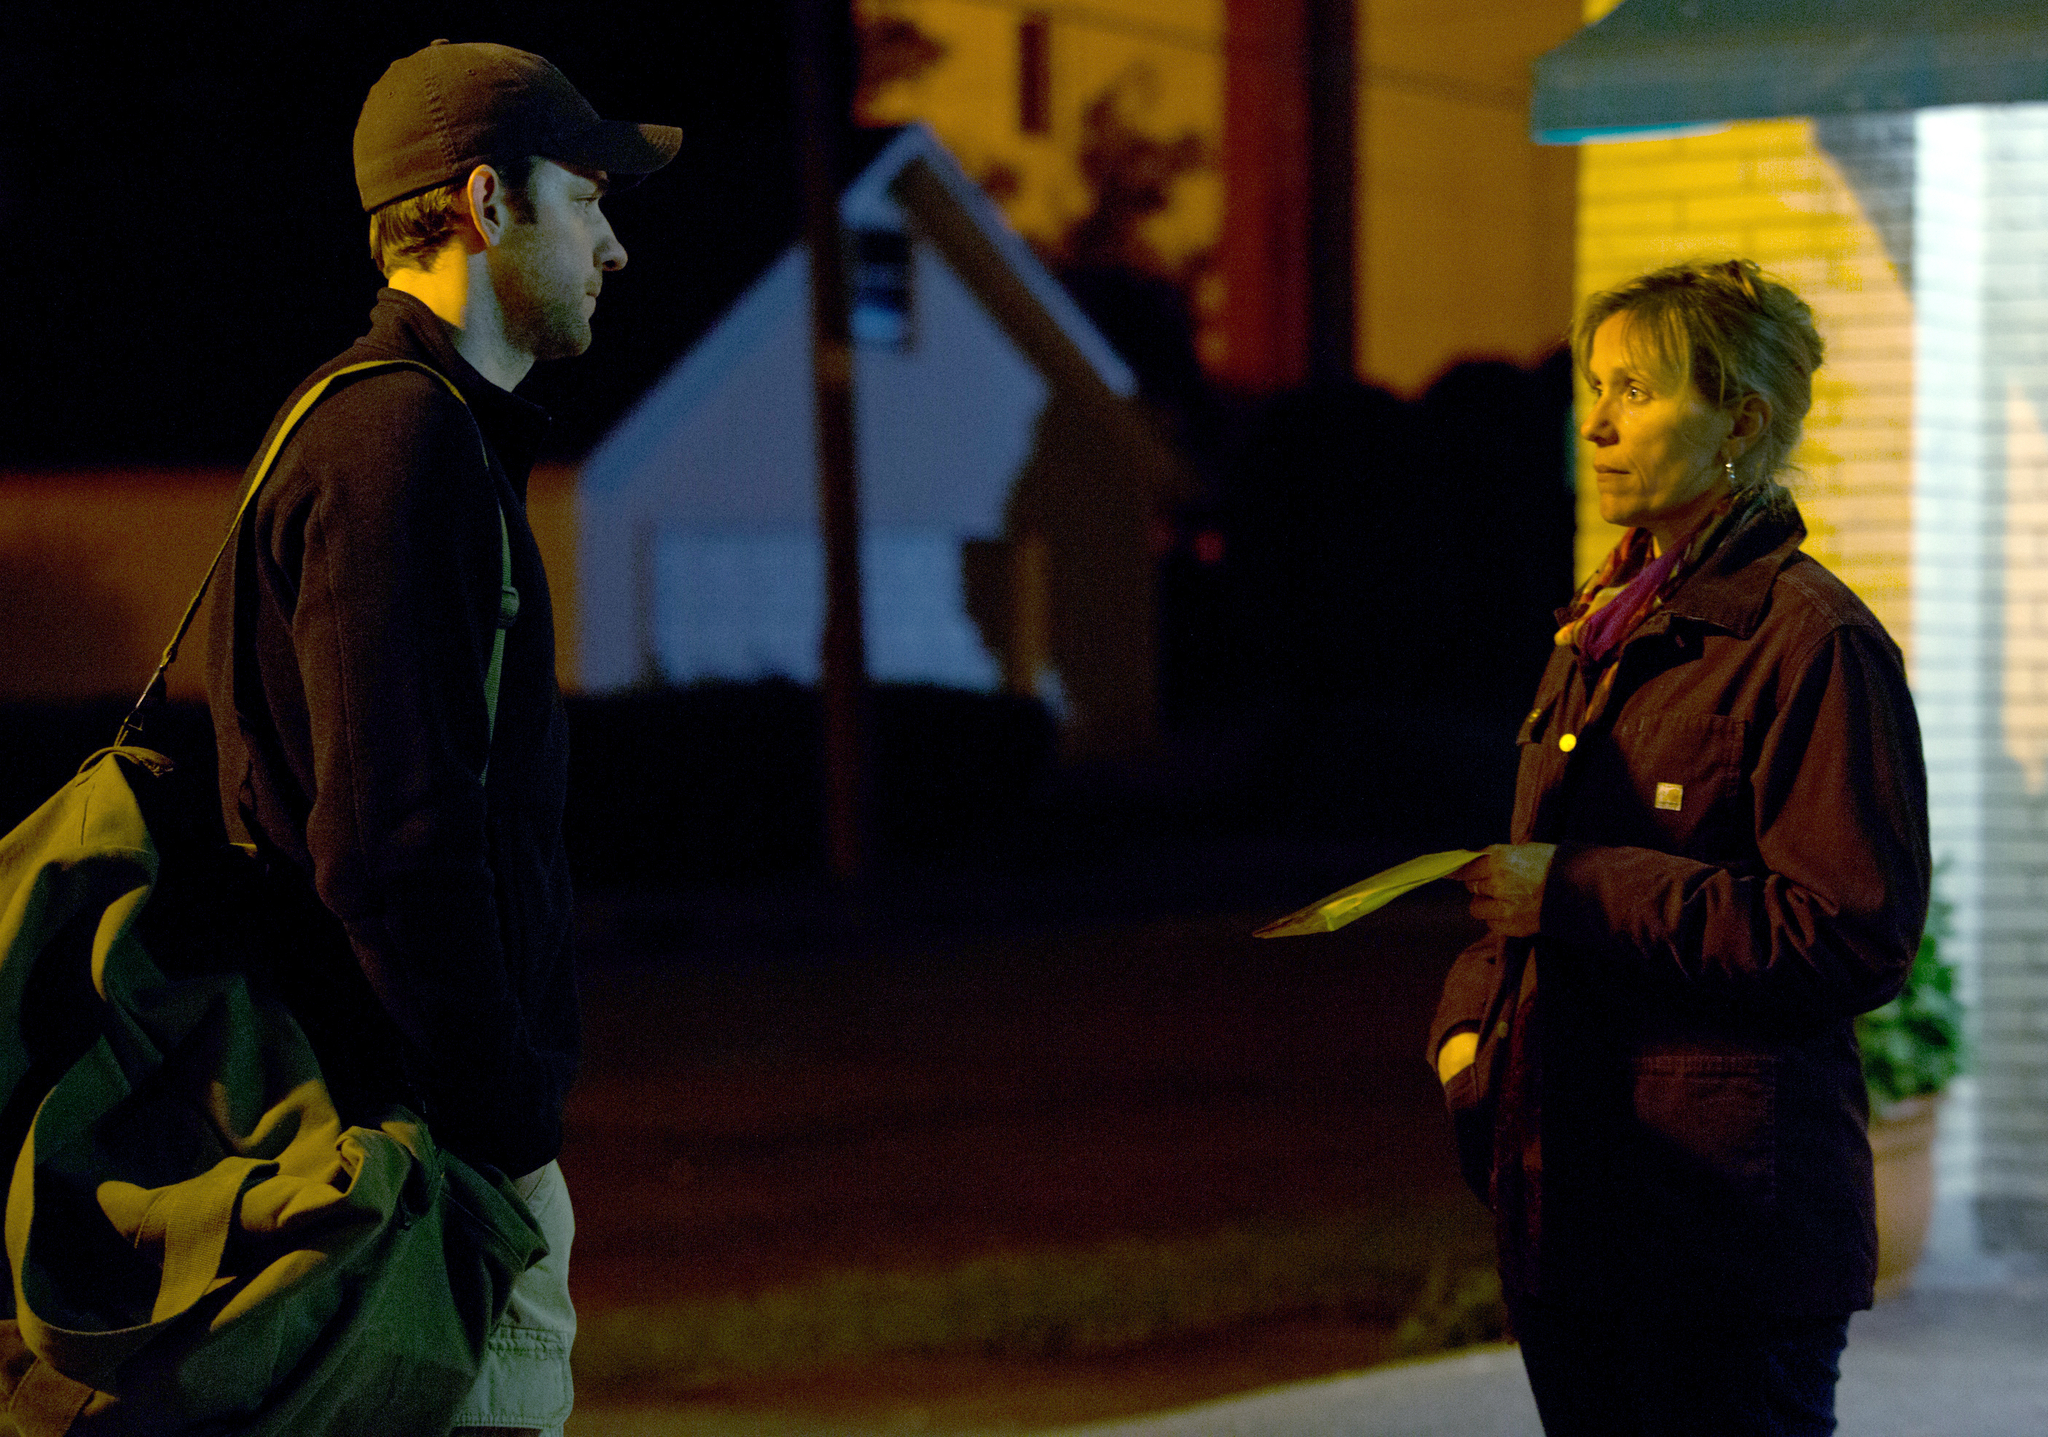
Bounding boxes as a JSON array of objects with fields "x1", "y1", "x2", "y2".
[
  {"x1": 1653, "y1": 497, "x2": 1807, "y2": 640},
  {"x1": 351, "y1": 289, "x2": 552, "y2": 488}
]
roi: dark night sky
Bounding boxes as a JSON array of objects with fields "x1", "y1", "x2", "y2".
[{"x1": 4, "y1": 2, "x2": 856, "y2": 469}]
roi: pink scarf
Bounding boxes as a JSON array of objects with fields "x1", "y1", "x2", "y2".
[{"x1": 1555, "y1": 499, "x2": 1738, "y2": 665}]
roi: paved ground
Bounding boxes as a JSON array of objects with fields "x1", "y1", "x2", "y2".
[
  {"x1": 1047, "y1": 1236, "x2": 2048, "y2": 1437},
  {"x1": 560, "y1": 872, "x2": 2036, "y2": 1437},
  {"x1": 562, "y1": 877, "x2": 1479, "y2": 1314},
  {"x1": 559, "y1": 873, "x2": 1486, "y2": 1431},
  {"x1": 571, "y1": 1240, "x2": 2048, "y2": 1436}
]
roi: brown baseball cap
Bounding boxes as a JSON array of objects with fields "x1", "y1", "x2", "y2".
[{"x1": 354, "y1": 40, "x2": 682, "y2": 212}]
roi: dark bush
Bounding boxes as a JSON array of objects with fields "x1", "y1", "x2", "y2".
[
  {"x1": 0, "y1": 686, "x2": 1057, "y2": 890},
  {"x1": 563, "y1": 681, "x2": 1057, "y2": 886},
  {"x1": 565, "y1": 680, "x2": 823, "y2": 885}
]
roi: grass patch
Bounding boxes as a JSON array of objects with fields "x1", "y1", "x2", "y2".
[{"x1": 577, "y1": 1205, "x2": 1501, "y2": 1394}]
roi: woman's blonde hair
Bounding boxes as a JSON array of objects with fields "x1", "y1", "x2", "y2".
[{"x1": 1571, "y1": 258, "x2": 1825, "y2": 508}]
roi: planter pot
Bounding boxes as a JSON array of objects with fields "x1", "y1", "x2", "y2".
[{"x1": 1870, "y1": 1093, "x2": 1941, "y2": 1301}]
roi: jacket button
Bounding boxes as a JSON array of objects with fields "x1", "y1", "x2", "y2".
[{"x1": 1558, "y1": 733, "x2": 1577, "y2": 752}]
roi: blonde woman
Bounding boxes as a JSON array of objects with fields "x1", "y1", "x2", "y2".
[{"x1": 1438, "y1": 259, "x2": 1930, "y2": 1435}]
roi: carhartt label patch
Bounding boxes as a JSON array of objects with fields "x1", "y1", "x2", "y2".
[{"x1": 1655, "y1": 782, "x2": 1683, "y2": 811}]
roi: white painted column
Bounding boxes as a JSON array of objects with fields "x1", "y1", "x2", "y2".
[
  {"x1": 1916, "y1": 103, "x2": 2048, "y2": 1252},
  {"x1": 1913, "y1": 104, "x2": 1993, "y2": 1237}
]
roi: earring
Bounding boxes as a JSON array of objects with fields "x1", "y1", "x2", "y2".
[{"x1": 1724, "y1": 458, "x2": 1737, "y2": 484}]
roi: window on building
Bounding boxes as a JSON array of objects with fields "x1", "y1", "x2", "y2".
[
  {"x1": 1018, "y1": 13, "x2": 1051, "y2": 136},
  {"x1": 848, "y1": 227, "x2": 913, "y2": 349}
]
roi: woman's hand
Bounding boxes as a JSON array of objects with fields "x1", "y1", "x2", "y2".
[
  {"x1": 1436, "y1": 1029, "x2": 1479, "y2": 1084},
  {"x1": 1456, "y1": 843, "x2": 1557, "y2": 938}
]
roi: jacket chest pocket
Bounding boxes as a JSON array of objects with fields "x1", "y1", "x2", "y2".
[{"x1": 1582, "y1": 712, "x2": 1748, "y2": 858}]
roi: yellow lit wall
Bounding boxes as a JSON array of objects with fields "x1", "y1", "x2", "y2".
[
  {"x1": 0, "y1": 467, "x2": 582, "y2": 701},
  {"x1": 1364, "y1": 0, "x2": 1581, "y2": 391},
  {"x1": 857, "y1": 0, "x2": 1225, "y2": 276},
  {"x1": 861, "y1": 0, "x2": 1580, "y2": 395},
  {"x1": 0, "y1": 471, "x2": 242, "y2": 703},
  {"x1": 1573, "y1": 122, "x2": 1915, "y2": 652}
]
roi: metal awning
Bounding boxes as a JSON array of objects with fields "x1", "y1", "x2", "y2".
[{"x1": 1533, "y1": 0, "x2": 2048, "y2": 143}]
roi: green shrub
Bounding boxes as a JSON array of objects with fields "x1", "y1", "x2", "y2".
[{"x1": 1857, "y1": 881, "x2": 1964, "y2": 1109}]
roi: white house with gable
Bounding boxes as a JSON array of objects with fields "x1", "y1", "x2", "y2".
[{"x1": 577, "y1": 124, "x2": 1184, "y2": 755}]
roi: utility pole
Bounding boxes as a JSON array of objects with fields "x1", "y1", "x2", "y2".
[
  {"x1": 791, "y1": 0, "x2": 869, "y2": 888},
  {"x1": 1306, "y1": 0, "x2": 1358, "y2": 389}
]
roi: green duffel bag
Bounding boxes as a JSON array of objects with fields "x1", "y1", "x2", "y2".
[{"x1": 0, "y1": 746, "x2": 546, "y2": 1436}]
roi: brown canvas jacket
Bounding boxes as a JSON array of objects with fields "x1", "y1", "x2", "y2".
[{"x1": 1431, "y1": 501, "x2": 1930, "y2": 1315}]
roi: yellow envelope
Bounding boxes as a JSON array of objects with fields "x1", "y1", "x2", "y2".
[{"x1": 1254, "y1": 849, "x2": 1483, "y2": 938}]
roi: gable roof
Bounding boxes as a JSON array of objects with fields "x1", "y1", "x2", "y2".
[
  {"x1": 848, "y1": 126, "x2": 1135, "y2": 398},
  {"x1": 583, "y1": 124, "x2": 1135, "y2": 494}
]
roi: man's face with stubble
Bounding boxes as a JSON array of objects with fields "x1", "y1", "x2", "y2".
[{"x1": 488, "y1": 158, "x2": 626, "y2": 363}]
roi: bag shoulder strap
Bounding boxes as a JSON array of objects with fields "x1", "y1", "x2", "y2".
[
  {"x1": 119, "y1": 359, "x2": 515, "y2": 778},
  {"x1": 483, "y1": 506, "x2": 516, "y2": 782}
]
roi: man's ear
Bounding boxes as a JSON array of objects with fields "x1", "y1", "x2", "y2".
[{"x1": 463, "y1": 164, "x2": 510, "y2": 250}]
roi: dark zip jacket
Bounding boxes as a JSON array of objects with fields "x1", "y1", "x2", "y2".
[
  {"x1": 1430, "y1": 500, "x2": 1930, "y2": 1315},
  {"x1": 207, "y1": 289, "x2": 576, "y2": 1177}
]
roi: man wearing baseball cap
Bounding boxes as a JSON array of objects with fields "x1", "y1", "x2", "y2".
[{"x1": 207, "y1": 41, "x2": 678, "y2": 1437}]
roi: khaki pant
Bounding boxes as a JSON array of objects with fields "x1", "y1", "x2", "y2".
[{"x1": 449, "y1": 1161, "x2": 576, "y2": 1435}]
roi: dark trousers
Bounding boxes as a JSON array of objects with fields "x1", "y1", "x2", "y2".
[{"x1": 1510, "y1": 1301, "x2": 1852, "y2": 1437}]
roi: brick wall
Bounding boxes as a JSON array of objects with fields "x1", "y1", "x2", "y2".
[
  {"x1": 1569, "y1": 116, "x2": 2026, "y2": 1220},
  {"x1": 1574, "y1": 103, "x2": 2048, "y2": 1246},
  {"x1": 1573, "y1": 119, "x2": 1914, "y2": 654}
]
